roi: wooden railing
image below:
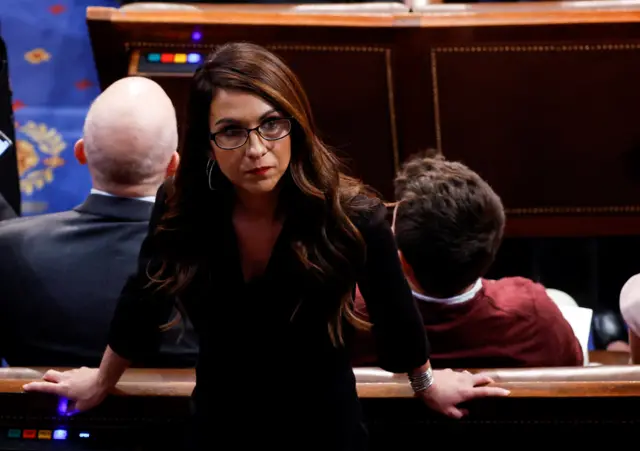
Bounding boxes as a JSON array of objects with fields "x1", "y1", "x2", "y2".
[
  {"x1": 0, "y1": 363, "x2": 639, "y2": 398},
  {"x1": 0, "y1": 362, "x2": 639, "y2": 448}
]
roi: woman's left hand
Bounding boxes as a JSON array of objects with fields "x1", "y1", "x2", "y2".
[{"x1": 417, "y1": 368, "x2": 510, "y2": 419}]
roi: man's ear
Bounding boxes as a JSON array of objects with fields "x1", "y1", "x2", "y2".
[
  {"x1": 74, "y1": 139, "x2": 87, "y2": 165},
  {"x1": 166, "y1": 151, "x2": 179, "y2": 177},
  {"x1": 398, "y1": 251, "x2": 420, "y2": 292}
]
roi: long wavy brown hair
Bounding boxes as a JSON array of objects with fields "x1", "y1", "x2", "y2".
[{"x1": 149, "y1": 42, "x2": 374, "y2": 345}]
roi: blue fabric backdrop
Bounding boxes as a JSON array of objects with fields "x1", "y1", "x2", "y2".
[{"x1": 1, "y1": 0, "x2": 118, "y2": 215}]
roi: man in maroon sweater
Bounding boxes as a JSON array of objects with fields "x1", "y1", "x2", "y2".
[{"x1": 352, "y1": 155, "x2": 583, "y2": 369}]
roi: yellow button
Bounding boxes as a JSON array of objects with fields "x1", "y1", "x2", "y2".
[
  {"x1": 38, "y1": 430, "x2": 52, "y2": 440},
  {"x1": 174, "y1": 53, "x2": 187, "y2": 63}
]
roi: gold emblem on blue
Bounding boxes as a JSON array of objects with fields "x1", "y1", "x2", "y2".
[{"x1": 17, "y1": 121, "x2": 66, "y2": 213}]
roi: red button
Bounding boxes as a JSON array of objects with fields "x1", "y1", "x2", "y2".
[
  {"x1": 160, "y1": 53, "x2": 174, "y2": 63},
  {"x1": 23, "y1": 430, "x2": 36, "y2": 439}
]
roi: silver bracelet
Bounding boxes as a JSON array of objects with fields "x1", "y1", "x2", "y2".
[{"x1": 408, "y1": 367, "x2": 434, "y2": 393}]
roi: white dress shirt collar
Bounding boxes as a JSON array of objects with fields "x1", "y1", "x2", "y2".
[
  {"x1": 90, "y1": 188, "x2": 155, "y2": 204},
  {"x1": 412, "y1": 278, "x2": 483, "y2": 305}
]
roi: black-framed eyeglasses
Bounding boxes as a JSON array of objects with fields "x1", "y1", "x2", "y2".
[{"x1": 210, "y1": 117, "x2": 293, "y2": 150}]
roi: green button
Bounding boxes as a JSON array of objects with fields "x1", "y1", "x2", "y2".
[
  {"x1": 147, "y1": 53, "x2": 161, "y2": 62},
  {"x1": 7, "y1": 429, "x2": 21, "y2": 438}
]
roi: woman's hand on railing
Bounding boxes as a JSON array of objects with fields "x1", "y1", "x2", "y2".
[
  {"x1": 417, "y1": 368, "x2": 510, "y2": 419},
  {"x1": 22, "y1": 367, "x2": 108, "y2": 415}
]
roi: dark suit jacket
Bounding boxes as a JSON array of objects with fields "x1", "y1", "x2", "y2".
[
  {"x1": 0, "y1": 193, "x2": 16, "y2": 221},
  {"x1": 0, "y1": 194, "x2": 198, "y2": 368}
]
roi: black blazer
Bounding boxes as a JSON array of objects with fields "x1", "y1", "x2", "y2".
[
  {"x1": 0, "y1": 194, "x2": 198, "y2": 368},
  {"x1": 0, "y1": 192, "x2": 16, "y2": 221}
]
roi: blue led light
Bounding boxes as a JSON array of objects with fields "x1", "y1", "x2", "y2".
[
  {"x1": 53, "y1": 429, "x2": 67, "y2": 440},
  {"x1": 57, "y1": 398, "x2": 68, "y2": 415},
  {"x1": 79, "y1": 432, "x2": 90, "y2": 438},
  {"x1": 187, "y1": 53, "x2": 201, "y2": 64},
  {"x1": 191, "y1": 31, "x2": 202, "y2": 41},
  {"x1": 57, "y1": 397, "x2": 77, "y2": 416}
]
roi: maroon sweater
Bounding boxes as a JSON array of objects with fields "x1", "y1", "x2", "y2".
[{"x1": 353, "y1": 277, "x2": 583, "y2": 369}]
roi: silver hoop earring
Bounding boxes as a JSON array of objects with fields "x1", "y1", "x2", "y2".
[{"x1": 205, "y1": 158, "x2": 217, "y2": 191}]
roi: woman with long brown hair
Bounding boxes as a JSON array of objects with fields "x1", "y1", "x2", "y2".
[{"x1": 24, "y1": 42, "x2": 508, "y2": 449}]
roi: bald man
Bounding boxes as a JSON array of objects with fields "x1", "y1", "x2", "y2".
[{"x1": 0, "y1": 77, "x2": 198, "y2": 368}]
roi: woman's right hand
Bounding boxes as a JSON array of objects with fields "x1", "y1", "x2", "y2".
[{"x1": 22, "y1": 367, "x2": 108, "y2": 415}]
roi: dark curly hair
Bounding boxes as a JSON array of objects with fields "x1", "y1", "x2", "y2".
[{"x1": 394, "y1": 153, "x2": 505, "y2": 297}]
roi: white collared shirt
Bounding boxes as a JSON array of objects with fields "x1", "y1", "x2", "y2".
[
  {"x1": 412, "y1": 278, "x2": 483, "y2": 305},
  {"x1": 90, "y1": 188, "x2": 156, "y2": 204}
]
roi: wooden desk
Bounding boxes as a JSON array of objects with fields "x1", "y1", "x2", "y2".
[
  {"x1": 1, "y1": 366, "x2": 640, "y2": 447},
  {"x1": 398, "y1": 0, "x2": 640, "y2": 237},
  {"x1": 87, "y1": 2, "x2": 640, "y2": 237}
]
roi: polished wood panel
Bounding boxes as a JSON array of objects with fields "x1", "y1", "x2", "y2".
[
  {"x1": 87, "y1": 2, "x2": 640, "y2": 235},
  {"x1": 393, "y1": 4, "x2": 640, "y2": 236}
]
